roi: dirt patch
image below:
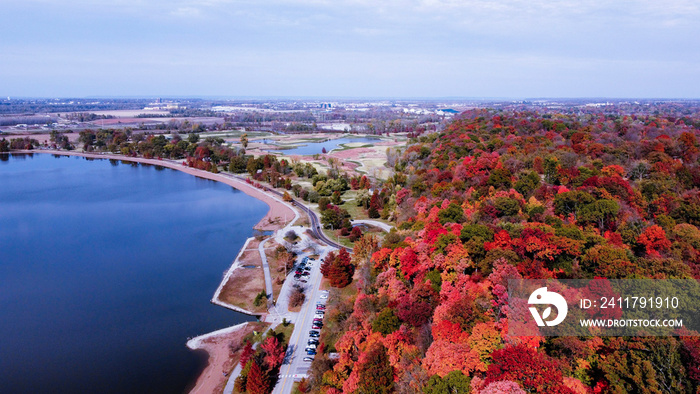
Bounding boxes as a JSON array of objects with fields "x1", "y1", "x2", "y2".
[{"x1": 218, "y1": 238, "x2": 267, "y2": 313}]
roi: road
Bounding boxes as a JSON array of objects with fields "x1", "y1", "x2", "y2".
[
  {"x1": 272, "y1": 249, "x2": 331, "y2": 394},
  {"x1": 230, "y1": 174, "x2": 352, "y2": 253}
]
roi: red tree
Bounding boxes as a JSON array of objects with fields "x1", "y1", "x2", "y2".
[
  {"x1": 485, "y1": 345, "x2": 574, "y2": 393},
  {"x1": 637, "y1": 225, "x2": 672, "y2": 256},
  {"x1": 246, "y1": 360, "x2": 269, "y2": 394},
  {"x1": 321, "y1": 248, "x2": 355, "y2": 288},
  {"x1": 239, "y1": 341, "x2": 254, "y2": 367},
  {"x1": 261, "y1": 336, "x2": 285, "y2": 370}
]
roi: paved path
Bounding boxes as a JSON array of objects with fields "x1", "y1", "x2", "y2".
[{"x1": 259, "y1": 236, "x2": 276, "y2": 310}]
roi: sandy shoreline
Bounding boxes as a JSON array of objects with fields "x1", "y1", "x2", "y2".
[
  {"x1": 13, "y1": 149, "x2": 297, "y2": 393},
  {"x1": 186, "y1": 322, "x2": 268, "y2": 394}
]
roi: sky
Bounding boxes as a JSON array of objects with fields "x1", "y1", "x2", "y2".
[{"x1": 1, "y1": 0, "x2": 699, "y2": 98}]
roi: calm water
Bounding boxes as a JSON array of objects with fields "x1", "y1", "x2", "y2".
[
  {"x1": 271, "y1": 136, "x2": 379, "y2": 155},
  {"x1": 0, "y1": 153, "x2": 267, "y2": 393}
]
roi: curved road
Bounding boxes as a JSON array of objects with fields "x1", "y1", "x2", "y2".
[{"x1": 231, "y1": 175, "x2": 352, "y2": 253}]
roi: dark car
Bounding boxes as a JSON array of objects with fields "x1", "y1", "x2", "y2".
[
  {"x1": 306, "y1": 349, "x2": 317, "y2": 355},
  {"x1": 309, "y1": 330, "x2": 319, "y2": 335},
  {"x1": 309, "y1": 332, "x2": 320, "y2": 337},
  {"x1": 295, "y1": 270, "x2": 303, "y2": 275},
  {"x1": 308, "y1": 339, "x2": 320, "y2": 345}
]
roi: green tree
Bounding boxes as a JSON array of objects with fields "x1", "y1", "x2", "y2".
[
  {"x1": 372, "y1": 308, "x2": 401, "y2": 335},
  {"x1": 554, "y1": 191, "x2": 595, "y2": 219},
  {"x1": 423, "y1": 371, "x2": 471, "y2": 394},
  {"x1": 487, "y1": 167, "x2": 513, "y2": 189},
  {"x1": 187, "y1": 133, "x2": 200, "y2": 144},
  {"x1": 514, "y1": 171, "x2": 541, "y2": 197},
  {"x1": 493, "y1": 197, "x2": 520, "y2": 217},
  {"x1": 578, "y1": 199, "x2": 620, "y2": 231},
  {"x1": 438, "y1": 202, "x2": 465, "y2": 224},
  {"x1": 544, "y1": 156, "x2": 561, "y2": 184}
]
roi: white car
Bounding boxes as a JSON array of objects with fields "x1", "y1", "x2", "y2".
[
  {"x1": 314, "y1": 314, "x2": 324, "y2": 319},
  {"x1": 306, "y1": 343, "x2": 317, "y2": 349},
  {"x1": 320, "y1": 294, "x2": 328, "y2": 299}
]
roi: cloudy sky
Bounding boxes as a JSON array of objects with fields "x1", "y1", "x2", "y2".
[{"x1": 1, "y1": 0, "x2": 698, "y2": 98}]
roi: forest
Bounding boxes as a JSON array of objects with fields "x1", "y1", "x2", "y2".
[{"x1": 302, "y1": 103, "x2": 700, "y2": 394}]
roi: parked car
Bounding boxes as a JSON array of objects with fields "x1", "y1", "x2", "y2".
[
  {"x1": 320, "y1": 294, "x2": 329, "y2": 299},
  {"x1": 309, "y1": 332, "x2": 320, "y2": 338},
  {"x1": 314, "y1": 314, "x2": 324, "y2": 320},
  {"x1": 309, "y1": 330, "x2": 319, "y2": 335},
  {"x1": 300, "y1": 279, "x2": 308, "y2": 283},
  {"x1": 308, "y1": 339, "x2": 319, "y2": 345},
  {"x1": 306, "y1": 349, "x2": 317, "y2": 355},
  {"x1": 312, "y1": 324, "x2": 322, "y2": 330},
  {"x1": 303, "y1": 357, "x2": 314, "y2": 362},
  {"x1": 306, "y1": 343, "x2": 317, "y2": 349}
]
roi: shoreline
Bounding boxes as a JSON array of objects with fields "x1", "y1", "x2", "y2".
[
  {"x1": 9, "y1": 149, "x2": 297, "y2": 393},
  {"x1": 186, "y1": 321, "x2": 270, "y2": 394},
  {"x1": 211, "y1": 236, "x2": 259, "y2": 316}
]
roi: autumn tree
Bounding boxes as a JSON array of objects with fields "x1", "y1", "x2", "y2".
[
  {"x1": 261, "y1": 336, "x2": 285, "y2": 370},
  {"x1": 354, "y1": 341, "x2": 395, "y2": 394},
  {"x1": 240, "y1": 341, "x2": 254, "y2": 367},
  {"x1": 321, "y1": 249, "x2": 355, "y2": 288},
  {"x1": 637, "y1": 224, "x2": 672, "y2": 257},
  {"x1": 246, "y1": 360, "x2": 270, "y2": 394},
  {"x1": 485, "y1": 345, "x2": 573, "y2": 393}
]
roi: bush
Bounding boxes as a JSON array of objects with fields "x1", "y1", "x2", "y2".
[{"x1": 253, "y1": 290, "x2": 268, "y2": 307}]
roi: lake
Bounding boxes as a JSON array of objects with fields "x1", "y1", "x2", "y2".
[
  {"x1": 0, "y1": 153, "x2": 268, "y2": 393},
  {"x1": 270, "y1": 136, "x2": 380, "y2": 155}
]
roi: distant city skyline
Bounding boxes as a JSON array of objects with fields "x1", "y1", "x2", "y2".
[{"x1": 2, "y1": 0, "x2": 699, "y2": 98}]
